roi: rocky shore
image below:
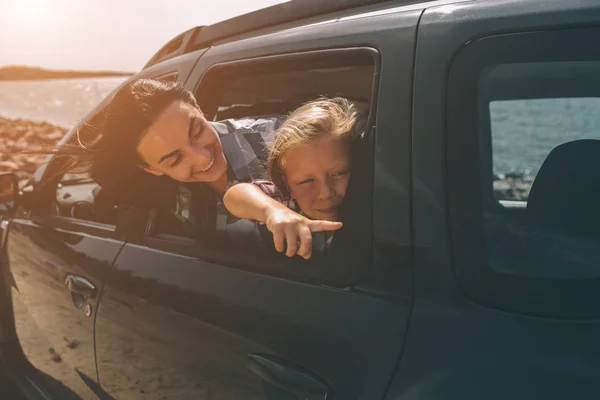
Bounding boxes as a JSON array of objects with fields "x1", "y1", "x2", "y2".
[
  {"x1": 493, "y1": 172, "x2": 533, "y2": 201},
  {"x1": 0, "y1": 66, "x2": 133, "y2": 81},
  {"x1": 0, "y1": 117, "x2": 68, "y2": 186}
]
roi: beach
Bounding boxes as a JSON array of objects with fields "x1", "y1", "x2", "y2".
[
  {"x1": 0, "y1": 77, "x2": 125, "y2": 186},
  {"x1": 0, "y1": 116, "x2": 68, "y2": 186}
]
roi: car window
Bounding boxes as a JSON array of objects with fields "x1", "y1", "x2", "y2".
[
  {"x1": 148, "y1": 48, "x2": 378, "y2": 285},
  {"x1": 152, "y1": 185, "x2": 199, "y2": 238},
  {"x1": 51, "y1": 171, "x2": 119, "y2": 226},
  {"x1": 447, "y1": 28, "x2": 600, "y2": 318},
  {"x1": 487, "y1": 66, "x2": 600, "y2": 204},
  {"x1": 482, "y1": 62, "x2": 600, "y2": 277}
]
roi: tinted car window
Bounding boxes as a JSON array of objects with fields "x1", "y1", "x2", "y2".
[
  {"x1": 53, "y1": 172, "x2": 118, "y2": 226},
  {"x1": 487, "y1": 65, "x2": 600, "y2": 203},
  {"x1": 447, "y1": 28, "x2": 600, "y2": 318},
  {"x1": 152, "y1": 185, "x2": 199, "y2": 239},
  {"x1": 481, "y1": 63, "x2": 600, "y2": 279}
]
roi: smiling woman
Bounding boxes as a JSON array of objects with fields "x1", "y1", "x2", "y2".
[{"x1": 136, "y1": 102, "x2": 228, "y2": 189}]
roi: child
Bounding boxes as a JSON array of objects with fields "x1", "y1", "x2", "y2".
[{"x1": 223, "y1": 97, "x2": 364, "y2": 259}]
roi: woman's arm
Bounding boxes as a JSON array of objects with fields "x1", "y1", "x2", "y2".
[{"x1": 223, "y1": 183, "x2": 342, "y2": 259}]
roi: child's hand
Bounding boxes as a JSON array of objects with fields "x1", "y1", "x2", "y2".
[{"x1": 265, "y1": 207, "x2": 342, "y2": 259}]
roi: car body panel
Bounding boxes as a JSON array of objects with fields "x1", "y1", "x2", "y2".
[
  {"x1": 385, "y1": 0, "x2": 600, "y2": 398},
  {"x1": 3, "y1": 217, "x2": 123, "y2": 399},
  {"x1": 96, "y1": 244, "x2": 408, "y2": 398}
]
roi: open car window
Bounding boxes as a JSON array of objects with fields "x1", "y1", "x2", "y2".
[
  {"x1": 147, "y1": 48, "x2": 380, "y2": 286},
  {"x1": 51, "y1": 172, "x2": 119, "y2": 227}
]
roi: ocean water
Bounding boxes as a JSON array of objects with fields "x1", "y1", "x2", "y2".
[
  {"x1": 0, "y1": 77, "x2": 127, "y2": 128},
  {"x1": 1, "y1": 78, "x2": 599, "y2": 179},
  {"x1": 490, "y1": 98, "x2": 600, "y2": 177}
]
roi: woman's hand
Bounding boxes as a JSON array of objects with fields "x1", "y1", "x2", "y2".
[{"x1": 265, "y1": 207, "x2": 342, "y2": 259}]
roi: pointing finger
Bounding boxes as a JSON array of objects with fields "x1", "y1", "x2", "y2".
[{"x1": 308, "y1": 220, "x2": 343, "y2": 233}]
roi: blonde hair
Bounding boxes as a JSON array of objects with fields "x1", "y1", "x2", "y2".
[{"x1": 268, "y1": 97, "x2": 365, "y2": 197}]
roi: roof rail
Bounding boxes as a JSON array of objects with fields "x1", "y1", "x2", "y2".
[
  {"x1": 187, "y1": 0, "x2": 398, "y2": 50},
  {"x1": 142, "y1": 26, "x2": 203, "y2": 70},
  {"x1": 142, "y1": 0, "x2": 399, "y2": 70}
]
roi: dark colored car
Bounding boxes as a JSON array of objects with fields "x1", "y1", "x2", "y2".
[{"x1": 2, "y1": 0, "x2": 600, "y2": 398}]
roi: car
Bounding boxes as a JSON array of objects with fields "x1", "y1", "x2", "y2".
[{"x1": 2, "y1": 0, "x2": 600, "y2": 398}]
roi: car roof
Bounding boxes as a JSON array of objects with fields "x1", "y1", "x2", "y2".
[{"x1": 143, "y1": 0, "x2": 437, "y2": 69}]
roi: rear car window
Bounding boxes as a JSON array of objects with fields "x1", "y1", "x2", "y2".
[
  {"x1": 487, "y1": 63, "x2": 600, "y2": 203},
  {"x1": 447, "y1": 28, "x2": 600, "y2": 318}
]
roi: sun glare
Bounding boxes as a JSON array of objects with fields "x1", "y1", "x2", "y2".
[{"x1": 8, "y1": 0, "x2": 49, "y2": 26}]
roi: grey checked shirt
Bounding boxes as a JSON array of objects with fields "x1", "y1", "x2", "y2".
[
  {"x1": 210, "y1": 116, "x2": 285, "y2": 183},
  {"x1": 209, "y1": 115, "x2": 286, "y2": 232}
]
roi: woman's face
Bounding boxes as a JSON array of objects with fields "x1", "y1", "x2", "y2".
[
  {"x1": 136, "y1": 100, "x2": 227, "y2": 183},
  {"x1": 282, "y1": 136, "x2": 351, "y2": 222}
]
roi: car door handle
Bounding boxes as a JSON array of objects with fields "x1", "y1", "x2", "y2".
[
  {"x1": 246, "y1": 353, "x2": 333, "y2": 400},
  {"x1": 64, "y1": 274, "x2": 96, "y2": 298}
]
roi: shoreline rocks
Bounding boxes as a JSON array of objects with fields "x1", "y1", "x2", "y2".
[
  {"x1": 0, "y1": 116, "x2": 68, "y2": 186},
  {"x1": 493, "y1": 172, "x2": 533, "y2": 201}
]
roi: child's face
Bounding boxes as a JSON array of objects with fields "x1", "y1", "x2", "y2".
[{"x1": 282, "y1": 136, "x2": 351, "y2": 221}]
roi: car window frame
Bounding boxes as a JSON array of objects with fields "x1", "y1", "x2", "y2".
[
  {"x1": 28, "y1": 155, "x2": 119, "y2": 237},
  {"x1": 142, "y1": 47, "x2": 381, "y2": 286},
  {"x1": 446, "y1": 26, "x2": 600, "y2": 319},
  {"x1": 194, "y1": 47, "x2": 380, "y2": 124}
]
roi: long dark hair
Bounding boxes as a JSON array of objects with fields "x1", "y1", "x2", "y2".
[{"x1": 52, "y1": 78, "x2": 200, "y2": 207}]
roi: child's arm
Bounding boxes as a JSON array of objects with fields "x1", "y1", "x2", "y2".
[
  {"x1": 223, "y1": 182, "x2": 289, "y2": 223},
  {"x1": 223, "y1": 182, "x2": 342, "y2": 259}
]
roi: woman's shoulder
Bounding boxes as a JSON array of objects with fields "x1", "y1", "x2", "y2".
[{"x1": 210, "y1": 115, "x2": 286, "y2": 137}]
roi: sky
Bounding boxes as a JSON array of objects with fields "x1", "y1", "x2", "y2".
[{"x1": 0, "y1": 0, "x2": 288, "y2": 72}]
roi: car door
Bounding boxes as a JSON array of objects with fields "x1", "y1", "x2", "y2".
[
  {"x1": 0, "y1": 45, "x2": 207, "y2": 399},
  {"x1": 94, "y1": 5, "x2": 419, "y2": 400},
  {"x1": 386, "y1": 0, "x2": 600, "y2": 399},
  {"x1": 1, "y1": 160, "x2": 125, "y2": 399}
]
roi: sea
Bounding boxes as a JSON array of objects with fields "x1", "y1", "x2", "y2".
[
  {"x1": 1, "y1": 78, "x2": 600, "y2": 178},
  {"x1": 0, "y1": 77, "x2": 127, "y2": 129}
]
